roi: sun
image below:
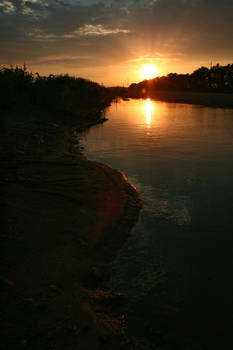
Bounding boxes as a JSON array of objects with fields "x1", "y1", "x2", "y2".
[{"x1": 141, "y1": 64, "x2": 158, "y2": 80}]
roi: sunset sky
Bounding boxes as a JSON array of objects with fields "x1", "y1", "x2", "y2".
[{"x1": 0, "y1": 0, "x2": 232, "y2": 86}]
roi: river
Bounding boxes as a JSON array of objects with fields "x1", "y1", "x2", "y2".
[{"x1": 81, "y1": 98, "x2": 233, "y2": 349}]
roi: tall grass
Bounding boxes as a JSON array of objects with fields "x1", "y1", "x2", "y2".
[{"x1": 0, "y1": 65, "x2": 112, "y2": 117}]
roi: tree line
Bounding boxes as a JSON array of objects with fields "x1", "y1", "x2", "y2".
[
  {"x1": 128, "y1": 64, "x2": 233, "y2": 97},
  {"x1": 0, "y1": 65, "x2": 116, "y2": 117}
]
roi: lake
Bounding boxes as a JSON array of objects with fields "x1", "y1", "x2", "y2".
[{"x1": 81, "y1": 98, "x2": 233, "y2": 349}]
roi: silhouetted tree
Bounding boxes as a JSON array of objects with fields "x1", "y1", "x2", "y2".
[{"x1": 127, "y1": 64, "x2": 233, "y2": 97}]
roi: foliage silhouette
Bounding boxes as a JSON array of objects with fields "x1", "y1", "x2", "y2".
[
  {"x1": 0, "y1": 65, "x2": 118, "y2": 120},
  {"x1": 128, "y1": 64, "x2": 233, "y2": 97}
]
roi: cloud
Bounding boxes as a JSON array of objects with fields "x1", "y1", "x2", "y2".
[
  {"x1": 27, "y1": 24, "x2": 130, "y2": 41},
  {"x1": 131, "y1": 54, "x2": 170, "y2": 64},
  {"x1": 127, "y1": 0, "x2": 233, "y2": 58},
  {"x1": 27, "y1": 30, "x2": 57, "y2": 40},
  {"x1": 32, "y1": 54, "x2": 91, "y2": 68},
  {"x1": 75, "y1": 24, "x2": 130, "y2": 36},
  {"x1": 21, "y1": 0, "x2": 41, "y2": 4},
  {"x1": 0, "y1": 1, "x2": 15, "y2": 13}
]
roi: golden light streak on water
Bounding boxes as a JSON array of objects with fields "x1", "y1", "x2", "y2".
[{"x1": 145, "y1": 98, "x2": 152, "y2": 126}]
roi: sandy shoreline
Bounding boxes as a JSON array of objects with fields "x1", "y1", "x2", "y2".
[{"x1": 0, "y1": 110, "x2": 141, "y2": 350}]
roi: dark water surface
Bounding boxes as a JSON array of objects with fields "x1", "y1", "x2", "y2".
[{"x1": 81, "y1": 99, "x2": 233, "y2": 349}]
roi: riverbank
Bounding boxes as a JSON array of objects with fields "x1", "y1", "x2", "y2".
[
  {"x1": 0, "y1": 108, "x2": 141, "y2": 350},
  {"x1": 127, "y1": 91, "x2": 233, "y2": 109}
]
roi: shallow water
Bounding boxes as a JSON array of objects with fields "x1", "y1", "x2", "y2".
[{"x1": 81, "y1": 99, "x2": 233, "y2": 349}]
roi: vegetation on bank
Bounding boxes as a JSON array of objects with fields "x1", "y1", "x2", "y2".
[
  {"x1": 0, "y1": 65, "x2": 120, "y2": 119},
  {"x1": 1, "y1": 65, "x2": 141, "y2": 349},
  {"x1": 128, "y1": 63, "x2": 233, "y2": 97}
]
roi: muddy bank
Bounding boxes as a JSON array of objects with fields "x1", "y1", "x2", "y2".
[{"x1": 0, "y1": 109, "x2": 141, "y2": 350}]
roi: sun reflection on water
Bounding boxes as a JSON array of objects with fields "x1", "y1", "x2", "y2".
[{"x1": 145, "y1": 98, "x2": 152, "y2": 126}]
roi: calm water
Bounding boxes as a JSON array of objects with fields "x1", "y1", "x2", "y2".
[{"x1": 81, "y1": 99, "x2": 233, "y2": 349}]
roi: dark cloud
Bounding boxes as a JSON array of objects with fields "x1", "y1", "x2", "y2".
[{"x1": 129, "y1": 0, "x2": 233, "y2": 52}]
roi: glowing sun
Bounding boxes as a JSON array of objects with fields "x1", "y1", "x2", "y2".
[{"x1": 141, "y1": 64, "x2": 158, "y2": 80}]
